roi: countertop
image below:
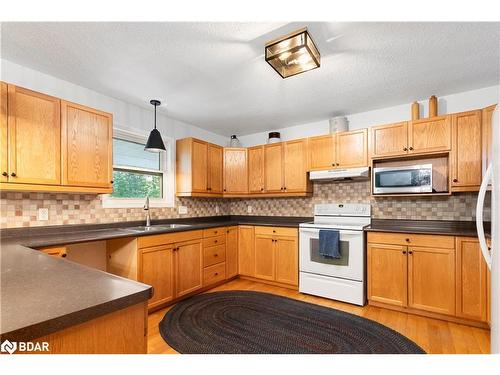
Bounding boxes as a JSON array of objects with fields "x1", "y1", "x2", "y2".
[
  {"x1": 366, "y1": 219, "x2": 489, "y2": 237},
  {"x1": 0, "y1": 215, "x2": 310, "y2": 342}
]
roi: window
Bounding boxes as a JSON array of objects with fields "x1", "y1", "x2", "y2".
[{"x1": 101, "y1": 129, "x2": 174, "y2": 208}]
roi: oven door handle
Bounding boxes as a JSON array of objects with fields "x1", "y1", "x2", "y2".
[{"x1": 299, "y1": 228, "x2": 362, "y2": 235}]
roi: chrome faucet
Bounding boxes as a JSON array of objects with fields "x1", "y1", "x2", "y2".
[{"x1": 144, "y1": 197, "x2": 151, "y2": 227}]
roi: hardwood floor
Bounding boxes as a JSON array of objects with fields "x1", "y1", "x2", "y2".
[{"x1": 147, "y1": 278, "x2": 490, "y2": 354}]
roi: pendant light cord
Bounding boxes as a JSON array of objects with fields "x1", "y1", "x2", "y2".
[{"x1": 154, "y1": 103, "x2": 157, "y2": 130}]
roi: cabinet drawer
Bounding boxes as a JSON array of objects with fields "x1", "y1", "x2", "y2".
[
  {"x1": 367, "y1": 232, "x2": 455, "y2": 249},
  {"x1": 137, "y1": 230, "x2": 203, "y2": 249},
  {"x1": 203, "y1": 262, "x2": 226, "y2": 285},
  {"x1": 202, "y1": 234, "x2": 226, "y2": 247},
  {"x1": 203, "y1": 227, "x2": 226, "y2": 238},
  {"x1": 254, "y1": 226, "x2": 298, "y2": 237},
  {"x1": 203, "y1": 244, "x2": 226, "y2": 267}
]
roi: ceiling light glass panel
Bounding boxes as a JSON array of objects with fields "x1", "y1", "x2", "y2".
[{"x1": 265, "y1": 28, "x2": 320, "y2": 78}]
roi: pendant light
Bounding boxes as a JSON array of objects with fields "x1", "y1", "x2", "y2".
[{"x1": 145, "y1": 99, "x2": 166, "y2": 152}]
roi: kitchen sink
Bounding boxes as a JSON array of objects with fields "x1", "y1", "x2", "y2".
[{"x1": 122, "y1": 224, "x2": 191, "y2": 233}]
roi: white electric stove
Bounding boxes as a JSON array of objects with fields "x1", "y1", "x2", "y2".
[{"x1": 299, "y1": 203, "x2": 371, "y2": 306}]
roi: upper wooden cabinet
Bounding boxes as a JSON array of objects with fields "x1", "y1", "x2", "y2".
[
  {"x1": 6, "y1": 84, "x2": 61, "y2": 185},
  {"x1": 0, "y1": 82, "x2": 113, "y2": 193},
  {"x1": 370, "y1": 121, "x2": 408, "y2": 158},
  {"x1": 308, "y1": 129, "x2": 368, "y2": 170},
  {"x1": 1, "y1": 82, "x2": 7, "y2": 182},
  {"x1": 264, "y1": 142, "x2": 283, "y2": 193},
  {"x1": 176, "y1": 138, "x2": 223, "y2": 197},
  {"x1": 61, "y1": 101, "x2": 113, "y2": 189},
  {"x1": 283, "y1": 139, "x2": 309, "y2": 192},
  {"x1": 482, "y1": 104, "x2": 496, "y2": 174},
  {"x1": 248, "y1": 146, "x2": 264, "y2": 193},
  {"x1": 451, "y1": 110, "x2": 482, "y2": 191},
  {"x1": 223, "y1": 148, "x2": 248, "y2": 194},
  {"x1": 408, "y1": 115, "x2": 451, "y2": 154}
]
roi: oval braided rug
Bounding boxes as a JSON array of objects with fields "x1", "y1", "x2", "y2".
[{"x1": 159, "y1": 291, "x2": 425, "y2": 354}]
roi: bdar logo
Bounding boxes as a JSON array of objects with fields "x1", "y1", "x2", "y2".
[{"x1": 1, "y1": 340, "x2": 17, "y2": 354}]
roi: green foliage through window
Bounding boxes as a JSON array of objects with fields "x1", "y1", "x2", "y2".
[{"x1": 111, "y1": 170, "x2": 162, "y2": 198}]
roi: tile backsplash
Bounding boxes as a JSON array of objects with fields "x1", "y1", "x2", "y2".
[{"x1": 0, "y1": 180, "x2": 490, "y2": 229}]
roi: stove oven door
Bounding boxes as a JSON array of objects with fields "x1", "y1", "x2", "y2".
[{"x1": 299, "y1": 227, "x2": 364, "y2": 281}]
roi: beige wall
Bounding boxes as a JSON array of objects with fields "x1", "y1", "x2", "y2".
[{"x1": 0, "y1": 180, "x2": 489, "y2": 229}]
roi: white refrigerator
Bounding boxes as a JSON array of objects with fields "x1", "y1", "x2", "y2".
[{"x1": 476, "y1": 105, "x2": 499, "y2": 353}]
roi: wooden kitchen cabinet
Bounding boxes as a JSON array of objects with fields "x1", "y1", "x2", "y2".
[
  {"x1": 274, "y1": 235, "x2": 298, "y2": 286},
  {"x1": 175, "y1": 239, "x2": 203, "y2": 298},
  {"x1": 264, "y1": 142, "x2": 283, "y2": 193},
  {"x1": 408, "y1": 245, "x2": 456, "y2": 316},
  {"x1": 225, "y1": 226, "x2": 239, "y2": 278},
  {"x1": 482, "y1": 104, "x2": 496, "y2": 176},
  {"x1": 451, "y1": 110, "x2": 482, "y2": 191},
  {"x1": 61, "y1": 101, "x2": 113, "y2": 190},
  {"x1": 1, "y1": 82, "x2": 7, "y2": 182},
  {"x1": 248, "y1": 146, "x2": 265, "y2": 193},
  {"x1": 223, "y1": 148, "x2": 248, "y2": 194},
  {"x1": 370, "y1": 121, "x2": 408, "y2": 158},
  {"x1": 283, "y1": 138, "x2": 309, "y2": 192},
  {"x1": 456, "y1": 237, "x2": 488, "y2": 322},
  {"x1": 238, "y1": 225, "x2": 255, "y2": 276},
  {"x1": 176, "y1": 138, "x2": 223, "y2": 196},
  {"x1": 254, "y1": 235, "x2": 276, "y2": 281},
  {"x1": 336, "y1": 129, "x2": 368, "y2": 168},
  {"x1": 367, "y1": 243, "x2": 408, "y2": 307},
  {"x1": 408, "y1": 115, "x2": 451, "y2": 154},
  {"x1": 6, "y1": 84, "x2": 61, "y2": 185},
  {"x1": 208, "y1": 144, "x2": 223, "y2": 194},
  {"x1": 308, "y1": 134, "x2": 335, "y2": 170},
  {"x1": 138, "y1": 245, "x2": 175, "y2": 309}
]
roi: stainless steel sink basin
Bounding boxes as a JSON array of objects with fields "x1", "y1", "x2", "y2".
[{"x1": 122, "y1": 224, "x2": 191, "y2": 233}]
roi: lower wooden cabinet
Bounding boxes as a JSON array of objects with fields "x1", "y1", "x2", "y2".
[
  {"x1": 238, "y1": 226, "x2": 255, "y2": 276},
  {"x1": 175, "y1": 239, "x2": 203, "y2": 297},
  {"x1": 254, "y1": 235, "x2": 276, "y2": 280},
  {"x1": 138, "y1": 245, "x2": 175, "y2": 309},
  {"x1": 367, "y1": 243, "x2": 408, "y2": 307},
  {"x1": 275, "y1": 235, "x2": 299, "y2": 285},
  {"x1": 367, "y1": 232, "x2": 489, "y2": 325},
  {"x1": 225, "y1": 226, "x2": 238, "y2": 278}
]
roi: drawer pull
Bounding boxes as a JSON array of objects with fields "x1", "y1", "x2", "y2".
[
  {"x1": 215, "y1": 272, "x2": 219, "y2": 276},
  {"x1": 214, "y1": 254, "x2": 218, "y2": 257},
  {"x1": 2, "y1": 171, "x2": 7, "y2": 177},
  {"x1": 408, "y1": 251, "x2": 413, "y2": 255},
  {"x1": 405, "y1": 238, "x2": 410, "y2": 242},
  {"x1": 10, "y1": 172, "x2": 17, "y2": 177},
  {"x1": 402, "y1": 250, "x2": 407, "y2": 254},
  {"x1": 214, "y1": 240, "x2": 218, "y2": 243}
]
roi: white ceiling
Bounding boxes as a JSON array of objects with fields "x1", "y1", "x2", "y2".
[{"x1": 1, "y1": 22, "x2": 499, "y2": 136}]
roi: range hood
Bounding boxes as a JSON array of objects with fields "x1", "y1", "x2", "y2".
[{"x1": 309, "y1": 167, "x2": 370, "y2": 181}]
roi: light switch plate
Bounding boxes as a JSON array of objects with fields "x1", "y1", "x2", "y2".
[
  {"x1": 178, "y1": 205, "x2": 188, "y2": 215},
  {"x1": 247, "y1": 205, "x2": 253, "y2": 214},
  {"x1": 37, "y1": 208, "x2": 49, "y2": 221}
]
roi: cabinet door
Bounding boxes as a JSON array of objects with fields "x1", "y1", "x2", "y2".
[
  {"x1": 254, "y1": 235, "x2": 275, "y2": 281},
  {"x1": 264, "y1": 143, "x2": 283, "y2": 193},
  {"x1": 61, "y1": 101, "x2": 113, "y2": 188},
  {"x1": 370, "y1": 122, "x2": 408, "y2": 158},
  {"x1": 275, "y1": 236, "x2": 298, "y2": 286},
  {"x1": 208, "y1": 144, "x2": 223, "y2": 193},
  {"x1": 7, "y1": 85, "x2": 61, "y2": 185},
  {"x1": 225, "y1": 226, "x2": 238, "y2": 278},
  {"x1": 1, "y1": 82, "x2": 7, "y2": 181},
  {"x1": 336, "y1": 129, "x2": 368, "y2": 168},
  {"x1": 408, "y1": 246, "x2": 455, "y2": 315},
  {"x1": 367, "y1": 243, "x2": 407, "y2": 307},
  {"x1": 139, "y1": 245, "x2": 175, "y2": 309},
  {"x1": 238, "y1": 226, "x2": 255, "y2": 276},
  {"x1": 456, "y1": 237, "x2": 488, "y2": 322},
  {"x1": 283, "y1": 139, "x2": 308, "y2": 192},
  {"x1": 408, "y1": 115, "x2": 451, "y2": 154},
  {"x1": 451, "y1": 110, "x2": 482, "y2": 191},
  {"x1": 248, "y1": 146, "x2": 264, "y2": 193},
  {"x1": 191, "y1": 139, "x2": 208, "y2": 192},
  {"x1": 223, "y1": 148, "x2": 248, "y2": 194},
  {"x1": 308, "y1": 135, "x2": 335, "y2": 170},
  {"x1": 175, "y1": 239, "x2": 203, "y2": 298},
  {"x1": 482, "y1": 104, "x2": 496, "y2": 177}
]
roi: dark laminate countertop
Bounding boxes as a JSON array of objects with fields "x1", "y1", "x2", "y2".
[
  {"x1": 0, "y1": 215, "x2": 310, "y2": 341},
  {"x1": 366, "y1": 219, "x2": 489, "y2": 237}
]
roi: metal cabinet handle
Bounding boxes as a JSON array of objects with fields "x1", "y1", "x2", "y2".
[
  {"x1": 214, "y1": 240, "x2": 218, "y2": 243},
  {"x1": 403, "y1": 147, "x2": 408, "y2": 151},
  {"x1": 402, "y1": 250, "x2": 407, "y2": 254},
  {"x1": 405, "y1": 238, "x2": 410, "y2": 242},
  {"x1": 260, "y1": 188, "x2": 264, "y2": 191},
  {"x1": 214, "y1": 254, "x2": 218, "y2": 257},
  {"x1": 336, "y1": 163, "x2": 340, "y2": 166},
  {"x1": 10, "y1": 172, "x2": 16, "y2": 177},
  {"x1": 408, "y1": 251, "x2": 413, "y2": 254},
  {"x1": 215, "y1": 272, "x2": 219, "y2": 276},
  {"x1": 409, "y1": 147, "x2": 414, "y2": 151},
  {"x1": 453, "y1": 178, "x2": 458, "y2": 183},
  {"x1": 2, "y1": 172, "x2": 8, "y2": 177}
]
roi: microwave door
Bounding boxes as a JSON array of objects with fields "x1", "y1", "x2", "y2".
[{"x1": 374, "y1": 166, "x2": 432, "y2": 194}]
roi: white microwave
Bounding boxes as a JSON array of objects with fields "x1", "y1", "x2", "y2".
[{"x1": 373, "y1": 164, "x2": 433, "y2": 194}]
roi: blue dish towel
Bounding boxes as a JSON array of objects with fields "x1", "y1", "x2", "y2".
[{"x1": 319, "y1": 230, "x2": 341, "y2": 259}]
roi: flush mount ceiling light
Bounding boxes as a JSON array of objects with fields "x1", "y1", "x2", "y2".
[
  {"x1": 265, "y1": 27, "x2": 320, "y2": 79},
  {"x1": 145, "y1": 99, "x2": 166, "y2": 152}
]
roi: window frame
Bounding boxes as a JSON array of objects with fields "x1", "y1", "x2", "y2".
[{"x1": 101, "y1": 128, "x2": 175, "y2": 208}]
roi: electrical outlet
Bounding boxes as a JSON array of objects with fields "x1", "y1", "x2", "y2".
[
  {"x1": 178, "y1": 205, "x2": 188, "y2": 215},
  {"x1": 247, "y1": 205, "x2": 253, "y2": 214},
  {"x1": 37, "y1": 208, "x2": 49, "y2": 221},
  {"x1": 215, "y1": 204, "x2": 220, "y2": 214}
]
